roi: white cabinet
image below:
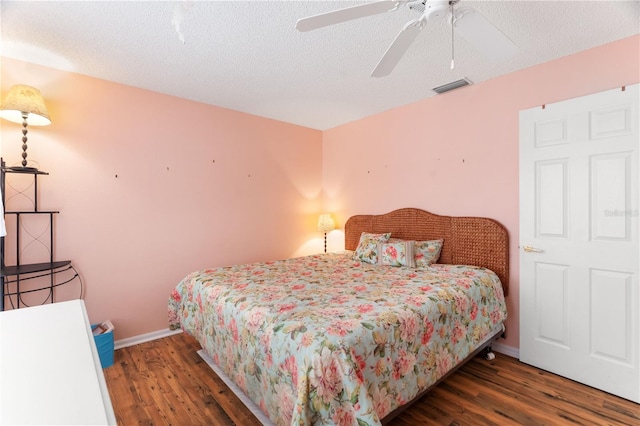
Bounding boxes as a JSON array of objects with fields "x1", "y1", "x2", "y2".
[{"x1": 0, "y1": 300, "x2": 116, "y2": 425}]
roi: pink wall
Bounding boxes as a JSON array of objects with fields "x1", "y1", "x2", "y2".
[
  {"x1": 322, "y1": 35, "x2": 640, "y2": 350},
  {"x1": 1, "y1": 35, "x2": 638, "y2": 348},
  {"x1": 1, "y1": 58, "x2": 323, "y2": 339}
]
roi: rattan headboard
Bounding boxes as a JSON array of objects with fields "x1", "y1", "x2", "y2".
[{"x1": 344, "y1": 208, "x2": 509, "y2": 295}]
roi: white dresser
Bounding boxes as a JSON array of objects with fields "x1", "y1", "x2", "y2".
[{"x1": 0, "y1": 299, "x2": 116, "y2": 425}]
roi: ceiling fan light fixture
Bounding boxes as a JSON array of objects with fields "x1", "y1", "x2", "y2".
[{"x1": 432, "y1": 78, "x2": 472, "y2": 94}]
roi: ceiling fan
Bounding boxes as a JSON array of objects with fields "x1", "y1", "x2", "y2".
[{"x1": 295, "y1": 0, "x2": 518, "y2": 77}]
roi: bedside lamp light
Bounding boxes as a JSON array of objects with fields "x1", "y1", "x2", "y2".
[
  {"x1": 317, "y1": 213, "x2": 336, "y2": 253},
  {"x1": 0, "y1": 85, "x2": 51, "y2": 172}
]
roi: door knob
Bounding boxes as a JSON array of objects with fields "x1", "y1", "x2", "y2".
[{"x1": 523, "y1": 245, "x2": 544, "y2": 253}]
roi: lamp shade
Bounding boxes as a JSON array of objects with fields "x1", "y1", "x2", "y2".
[
  {"x1": 0, "y1": 85, "x2": 51, "y2": 126},
  {"x1": 317, "y1": 213, "x2": 336, "y2": 233}
]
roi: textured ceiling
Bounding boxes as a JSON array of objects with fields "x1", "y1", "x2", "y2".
[{"x1": 1, "y1": 1, "x2": 639, "y2": 130}]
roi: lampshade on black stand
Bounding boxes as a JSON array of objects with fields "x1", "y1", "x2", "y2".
[
  {"x1": 0, "y1": 85, "x2": 51, "y2": 172},
  {"x1": 317, "y1": 213, "x2": 336, "y2": 254}
]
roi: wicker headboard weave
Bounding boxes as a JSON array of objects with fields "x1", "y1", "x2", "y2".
[{"x1": 344, "y1": 208, "x2": 509, "y2": 296}]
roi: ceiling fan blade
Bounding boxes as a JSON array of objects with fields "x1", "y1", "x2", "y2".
[
  {"x1": 453, "y1": 7, "x2": 518, "y2": 62},
  {"x1": 371, "y1": 18, "x2": 425, "y2": 77},
  {"x1": 296, "y1": 0, "x2": 408, "y2": 32}
]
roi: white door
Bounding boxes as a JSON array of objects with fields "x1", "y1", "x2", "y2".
[{"x1": 520, "y1": 84, "x2": 639, "y2": 403}]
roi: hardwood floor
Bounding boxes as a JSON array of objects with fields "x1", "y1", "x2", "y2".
[{"x1": 104, "y1": 332, "x2": 640, "y2": 425}]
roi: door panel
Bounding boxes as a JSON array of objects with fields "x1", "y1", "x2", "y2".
[
  {"x1": 534, "y1": 262, "x2": 569, "y2": 347},
  {"x1": 590, "y1": 269, "x2": 632, "y2": 363},
  {"x1": 591, "y1": 152, "x2": 632, "y2": 241},
  {"x1": 536, "y1": 160, "x2": 568, "y2": 238}
]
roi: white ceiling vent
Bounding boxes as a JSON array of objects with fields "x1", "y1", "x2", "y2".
[{"x1": 432, "y1": 78, "x2": 472, "y2": 94}]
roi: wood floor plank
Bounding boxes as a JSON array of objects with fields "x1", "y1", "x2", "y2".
[
  {"x1": 441, "y1": 373, "x2": 548, "y2": 425},
  {"x1": 462, "y1": 357, "x2": 639, "y2": 425},
  {"x1": 104, "y1": 333, "x2": 640, "y2": 425}
]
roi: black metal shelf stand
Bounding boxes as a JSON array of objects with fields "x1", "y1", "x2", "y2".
[{"x1": 1, "y1": 158, "x2": 77, "y2": 311}]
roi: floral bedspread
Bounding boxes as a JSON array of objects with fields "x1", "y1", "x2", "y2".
[{"x1": 168, "y1": 252, "x2": 507, "y2": 426}]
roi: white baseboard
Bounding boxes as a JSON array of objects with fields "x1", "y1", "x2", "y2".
[
  {"x1": 491, "y1": 341, "x2": 519, "y2": 359},
  {"x1": 114, "y1": 328, "x2": 183, "y2": 350}
]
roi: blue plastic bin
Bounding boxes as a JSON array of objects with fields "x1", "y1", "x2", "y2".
[{"x1": 91, "y1": 324, "x2": 114, "y2": 368}]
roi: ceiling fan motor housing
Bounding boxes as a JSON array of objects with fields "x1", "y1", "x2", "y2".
[{"x1": 425, "y1": 1, "x2": 451, "y2": 20}]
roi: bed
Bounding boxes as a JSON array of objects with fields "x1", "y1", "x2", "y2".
[{"x1": 168, "y1": 208, "x2": 509, "y2": 425}]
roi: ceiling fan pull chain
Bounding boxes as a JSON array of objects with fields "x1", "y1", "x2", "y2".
[{"x1": 450, "y1": 1, "x2": 455, "y2": 70}]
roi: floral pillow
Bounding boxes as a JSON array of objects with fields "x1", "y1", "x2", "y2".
[
  {"x1": 414, "y1": 239, "x2": 444, "y2": 267},
  {"x1": 378, "y1": 240, "x2": 415, "y2": 267},
  {"x1": 353, "y1": 232, "x2": 391, "y2": 264}
]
